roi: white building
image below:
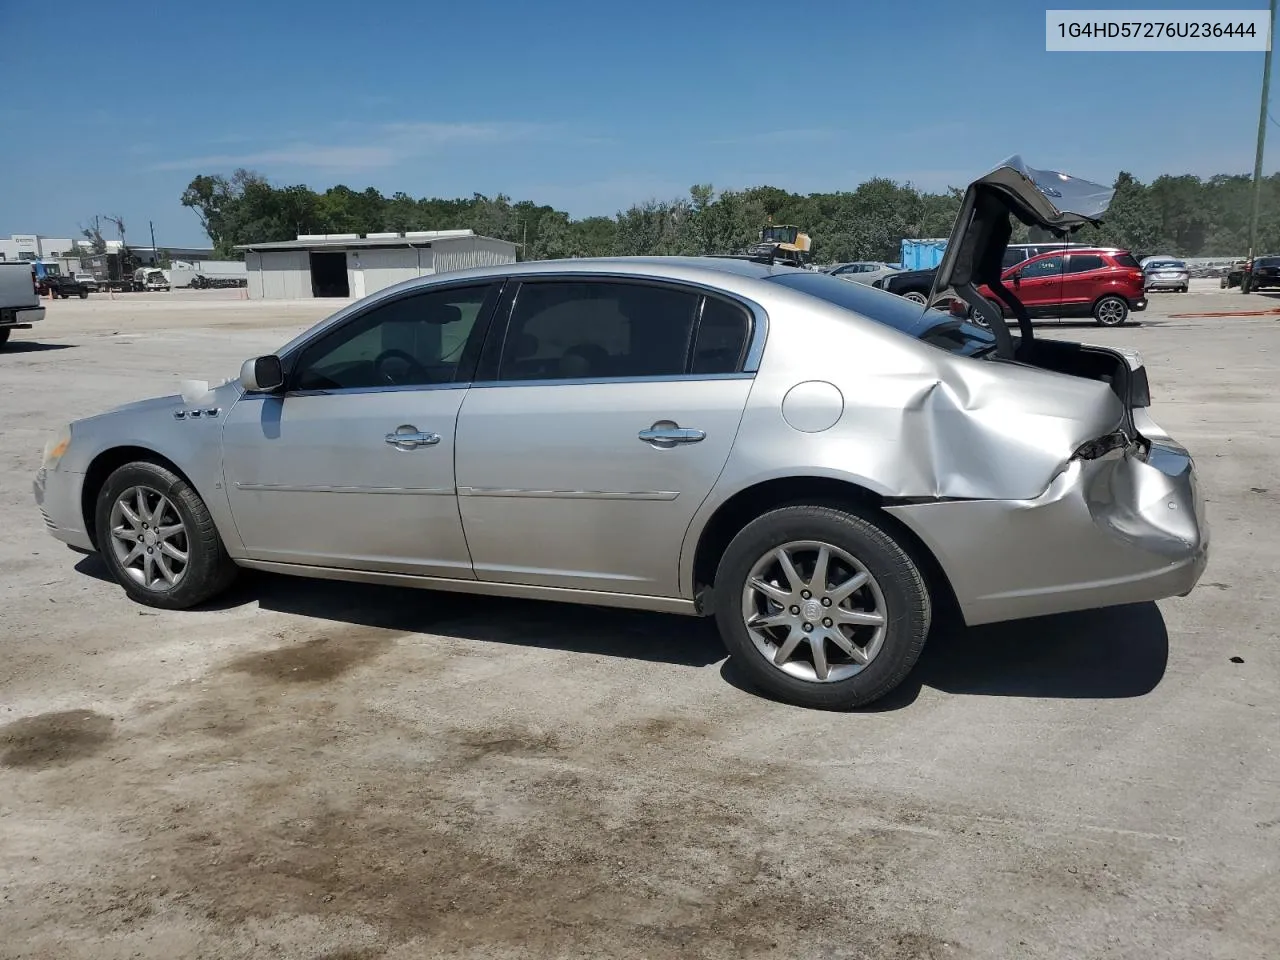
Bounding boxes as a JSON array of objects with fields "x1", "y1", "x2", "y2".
[
  {"x1": 235, "y1": 230, "x2": 517, "y2": 300},
  {"x1": 0, "y1": 234, "x2": 75, "y2": 262}
]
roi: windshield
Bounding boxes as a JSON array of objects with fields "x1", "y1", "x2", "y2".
[
  {"x1": 761, "y1": 226, "x2": 798, "y2": 244},
  {"x1": 766, "y1": 270, "x2": 997, "y2": 357}
]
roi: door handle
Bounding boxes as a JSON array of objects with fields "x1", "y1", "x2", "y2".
[
  {"x1": 638, "y1": 421, "x2": 705, "y2": 448},
  {"x1": 385, "y1": 425, "x2": 441, "y2": 450}
]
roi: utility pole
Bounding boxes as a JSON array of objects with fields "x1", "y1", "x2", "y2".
[
  {"x1": 149, "y1": 220, "x2": 159, "y2": 265},
  {"x1": 1248, "y1": 0, "x2": 1277, "y2": 260}
]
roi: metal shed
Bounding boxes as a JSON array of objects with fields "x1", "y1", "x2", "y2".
[{"x1": 235, "y1": 230, "x2": 518, "y2": 300}]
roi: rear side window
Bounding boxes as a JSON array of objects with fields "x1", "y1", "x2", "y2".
[
  {"x1": 498, "y1": 280, "x2": 700, "y2": 381},
  {"x1": 691, "y1": 296, "x2": 752, "y2": 374},
  {"x1": 1066, "y1": 254, "x2": 1106, "y2": 273},
  {"x1": 1112, "y1": 252, "x2": 1140, "y2": 268}
]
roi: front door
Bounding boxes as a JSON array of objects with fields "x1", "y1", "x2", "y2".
[
  {"x1": 1008, "y1": 253, "x2": 1067, "y2": 318},
  {"x1": 454, "y1": 278, "x2": 756, "y2": 598},
  {"x1": 221, "y1": 281, "x2": 500, "y2": 576}
]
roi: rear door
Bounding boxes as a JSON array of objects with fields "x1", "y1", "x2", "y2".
[
  {"x1": 453, "y1": 277, "x2": 757, "y2": 598},
  {"x1": 1061, "y1": 252, "x2": 1108, "y2": 312}
]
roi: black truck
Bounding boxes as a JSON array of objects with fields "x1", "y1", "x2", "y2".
[{"x1": 36, "y1": 274, "x2": 90, "y2": 299}]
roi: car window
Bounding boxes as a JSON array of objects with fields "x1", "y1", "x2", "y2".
[
  {"x1": 1002, "y1": 248, "x2": 1030, "y2": 268},
  {"x1": 292, "y1": 284, "x2": 493, "y2": 391},
  {"x1": 498, "y1": 280, "x2": 701, "y2": 381},
  {"x1": 1066, "y1": 254, "x2": 1106, "y2": 273},
  {"x1": 1017, "y1": 256, "x2": 1066, "y2": 279},
  {"x1": 691, "y1": 296, "x2": 752, "y2": 374},
  {"x1": 1113, "y1": 252, "x2": 1141, "y2": 268}
]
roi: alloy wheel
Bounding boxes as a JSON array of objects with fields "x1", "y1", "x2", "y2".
[
  {"x1": 108, "y1": 485, "x2": 190, "y2": 590},
  {"x1": 740, "y1": 540, "x2": 888, "y2": 683},
  {"x1": 1097, "y1": 298, "x2": 1126, "y2": 326}
]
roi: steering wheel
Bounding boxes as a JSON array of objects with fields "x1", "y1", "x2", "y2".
[{"x1": 372, "y1": 348, "x2": 431, "y2": 386}]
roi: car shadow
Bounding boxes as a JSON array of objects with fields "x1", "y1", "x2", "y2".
[
  {"x1": 73, "y1": 555, "x2": 726, "y2": 668},
  {"x1": 722, "y1": 602, "x2": 1169, "y2": 710},
  {"x1": 0, "y1": 341, "x2": 76, "y2": 354},
  {"x1": 74, "y1": 555, "x2": 1169, "y2": 697}
]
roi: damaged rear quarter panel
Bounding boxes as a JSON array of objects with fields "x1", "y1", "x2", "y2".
[{"x1": 712, "y1": 294, "x2": 1127, "y2": 503}]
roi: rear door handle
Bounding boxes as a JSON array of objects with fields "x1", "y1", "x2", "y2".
[
  {"x1": 385, "y1": 425, "x2": 440, "y2": 450},
  {"x1": 638, "y1": 421, "x2": 705, "y2": 448}
]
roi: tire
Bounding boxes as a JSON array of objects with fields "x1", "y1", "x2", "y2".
[
  {"x1": 79, "y1": 290, "x2": 89, "y2": 299},
  {"x1": 1094, "y1": 295, "x2": 1128, "y2": 326},
  {"x1": 0, "y1": 328, "x2": 10, "y2": 347},
  {"x1": 713, "y1": 504, "x2": 931, "y2": 710},
  {"x1": 901, "y1": 291, "x2": 928, "y2": 305},
  {"x1": 94, "y1": 460, "x2": 238, "y2": 609}
]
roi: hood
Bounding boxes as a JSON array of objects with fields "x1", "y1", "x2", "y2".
[
  {"x1": 76, "y1": 378, "x2": 242, "y2": 426},
  {"x1": 929, "y1": 156, "x2": 1116, "y2": 361}
]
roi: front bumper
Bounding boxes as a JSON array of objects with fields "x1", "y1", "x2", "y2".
[
  {"x1": 33, "y1": 466, "x2": 93, "y2": 551},
  {"x1": 885, "y1": 437, "x2": 1208, "y2": 626}
]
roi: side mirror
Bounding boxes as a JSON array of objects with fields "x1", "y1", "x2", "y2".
[{"x1": 240, "y1": 355, "x2": 284, "y2": 392}]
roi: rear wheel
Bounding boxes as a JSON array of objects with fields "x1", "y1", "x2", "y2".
[
  {"x1": 79, "y1": 289, "x2": 89, "y2": 299},
  {"x1": 1094, "y1": 295, "x2": 1128, "y2": 326},
  {"x1": 0, "y1": 328, "x2": 10, "y2": 348},
  {"x1": 713, "y1": 504, "x2": 931, "y2": 710},
  {"x1": 901, "y1": 291, "x2": 928, "y2": 305},
  {"x1": 94, "y1": 460, "x2": 238, "y2": 609}
]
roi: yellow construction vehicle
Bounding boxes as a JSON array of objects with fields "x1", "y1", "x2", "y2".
[{"x1": 748, "y1": 221, "x2": 813, "y2": 266}]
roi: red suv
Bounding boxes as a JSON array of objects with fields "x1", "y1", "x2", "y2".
[{"x1": 963, "y1": 247, "x2": 1148, "y2": 327}]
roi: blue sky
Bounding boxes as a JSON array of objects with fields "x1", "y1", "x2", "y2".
[{"x1": 1, "y1": 0, "x2": 1275, "y2": 247}]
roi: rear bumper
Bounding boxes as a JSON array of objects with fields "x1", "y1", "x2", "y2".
[
  {"x1": 1, "y1": 305, "x2": 45, "y2": 327},
  {"x1": 33, "y1": 466, "x2": 93, "y2": 551},
  {"x1": 1145, "y1": 278, "x2": 1188, "y2": 290},
  {"x1": 886, "y1": 437, "x2": 1208, "y2": 626}
]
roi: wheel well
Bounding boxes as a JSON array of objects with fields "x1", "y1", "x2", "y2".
[
  {"x1": 80, "y1": 446, "x2": 193, "y2": 548},
  {"x1": 691, "y1": 476, "x2": 961, "y2": 621}
]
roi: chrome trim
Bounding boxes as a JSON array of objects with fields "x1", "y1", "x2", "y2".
[
  {"x1": 471, "y1": 372, "x2": 754, "y2": 389},
  {"x1": 234, "y1": 482, "x2": 454, "y2": 495},
  {"x1": 457, "y1": 486, "x2": 679, "y2": 501},
  {"x1": 282, "y1": 381, "x2": 470, "y2": 399},
  {"x1": 385, "y1": 426, "x2": 441, "y2": 450},
  {"x1": 234, "y1": 558, "x2": 702, "y2": 616}
]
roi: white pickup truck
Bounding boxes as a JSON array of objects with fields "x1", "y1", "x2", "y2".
[{"x1": 0, "y1": 262, "x2": 46, "y2": 349}]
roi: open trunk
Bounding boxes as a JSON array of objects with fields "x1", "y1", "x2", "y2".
[{"x1": 928, "y1": 156, "x2": 1149, "y2": 449}]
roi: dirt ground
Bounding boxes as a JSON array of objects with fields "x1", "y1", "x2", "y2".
[{"x1": 1, "y1": 284, "x2": 1277, "y2": 959}]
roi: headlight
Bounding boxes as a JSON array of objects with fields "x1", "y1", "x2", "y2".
[{"x1": 42, "y1": 424, "x2": 72, "y2": 470}]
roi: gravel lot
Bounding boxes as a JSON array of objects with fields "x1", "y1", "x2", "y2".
[{"x1": 2, "y1": 285, "x2": 1277, "y2": 959}]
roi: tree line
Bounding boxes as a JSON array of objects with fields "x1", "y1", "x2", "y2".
[{"x1": 181, "y1": 167, "x2": 1280, "y2": 265}]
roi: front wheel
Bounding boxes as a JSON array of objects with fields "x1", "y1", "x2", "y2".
[
  {"x1": 713, "y1": 505, "x2": 931, "y2": 710},
  {"x1": 1094, "y1": 295, "x2": 1128, "y2": 326},
  {"x1": 79, "y1": 290, "x2": 89, "y2": 299},
  {"x1": 901, "y1": 291, "x2": 928, "y2": 305},
  {"x1": 94, "y1": 460, "x2": 238, "y2": 609}
]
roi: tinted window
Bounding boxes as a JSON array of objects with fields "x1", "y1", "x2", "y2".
[
  {"x1": 1255, "y1": 257, "x2": 1280, "y2": 267},
  {"x1": 1067, "y1": 254, "x2": 1106, "y2": 273},
  {"x1": 1113, "y1": 252, "x2": 1141, "y2": 268},
  {"x1": 1019, "y1": 256, "x2": 1066, "y2": 279},
  {"x1": 1002, "y1": 249, "x2": 1030, "y2": 268},
  {"x1": 499, "y1": 281, "x2": 700, "y2": 381},
  {"x1": 293, "y1": 284, "x2": 492, "y2": 391},
  {"x1": 692, "y1": 296, "x2": 752, "y2": 374}
]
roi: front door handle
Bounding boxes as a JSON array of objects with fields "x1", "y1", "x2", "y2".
[
  {"x1": 638, "y1": 420, "x2": 705, "y2": 448},
  {"x1": 385, "y1": 425, "x2": 441, "y2": 450}
]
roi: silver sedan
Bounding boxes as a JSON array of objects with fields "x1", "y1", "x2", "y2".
[
  {"x1": 33, "y1": 159, "x2": 1209, "y2": 710},
  {"x1": 1144, "y1": 258, "x2": 1190, "y2": 292}
]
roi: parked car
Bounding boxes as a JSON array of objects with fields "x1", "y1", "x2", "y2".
[
  {"x1": 38, "y1": 274, "x2": 90, "y2": 299},
  {"x1": 881, "y1": 247, "x2": 1146, "y2": 326},
  {"x1": 32, "y1": 157, "x2": 1208, "y2": 710},
  {"x1": 74, "y1": 272, "x2": 100, "y2": 292},
  {"x1": 1220, "y1": 258, "x2": 1250, "y2": 289},
  {"x1": 0, "y1": 262, "x2": 46, "y2": 348},
  {"x1": 1144, "y1": 258, "x2": 1190, "y2": 292},
  {"x1": 825, "y1": 261, "x2": 902, "y2": 286},
  {"x1": 1242, "y1": 254, "x2": 1280, "y2": 293}
]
